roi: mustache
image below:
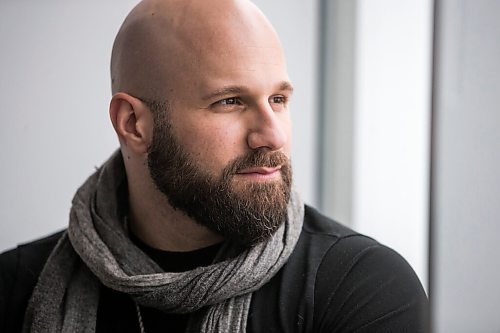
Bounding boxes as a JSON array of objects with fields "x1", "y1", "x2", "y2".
[{"x1": 222, "y1": 150, "x2": 290, "y2": 179}]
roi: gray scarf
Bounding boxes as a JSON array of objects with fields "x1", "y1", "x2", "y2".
[{"x1": 23, "y1": 151, "x2": 304, "y2": 332}]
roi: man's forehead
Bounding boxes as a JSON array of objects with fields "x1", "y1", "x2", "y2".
[{"x1": 200, "y1": 81, "x2": 294, "y2": 102}]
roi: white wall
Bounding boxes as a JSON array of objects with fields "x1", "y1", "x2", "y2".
[
  {"x1": 319, "y1": 0, "x2": 357, "y2": 225},
  {"x1": 0, "y1": 1, "x2": 319, "y2": 251},
  {"x1": 431, "y1": 0, "x2": 500, "y2": 331},
  {"x1": 0, "y1": 1, "x2": 137, "y2": 250},
  {"x1": 352, "y1": 0, "x2": 433, "y2": 291},
  {"x1": 321, "y1": 0, "x2": 433, "y2": 290}
]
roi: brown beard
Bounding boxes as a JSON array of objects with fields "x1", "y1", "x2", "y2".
[{"x1": 146, "y1": 101, "x2": 292, "y2": 246}]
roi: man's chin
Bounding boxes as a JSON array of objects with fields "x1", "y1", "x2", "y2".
[
  {"x1": 227, "y1": 185, "x2": 287, "y2": 208},
  {"x1": 229, "y1": 173, "x2": 285, "y2": 191}
]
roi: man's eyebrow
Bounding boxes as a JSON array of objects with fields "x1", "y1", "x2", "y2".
[
  {"x1": 202, "y1": 81, "x2": 294, "y2": 102},
  {"x1": 202, "y1": 86, "x2": 247, "y2": 101},
  {"x1": 279, "y1": 81, "x2": 294, "y2": 94}
]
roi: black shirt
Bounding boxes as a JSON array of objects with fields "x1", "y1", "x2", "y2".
[
  {"x1": 97, "y1": 234, "x2": 221, "y2": 333},
  {"x1": 0, "y1": 206, "x2": 429, "y2": 332}
]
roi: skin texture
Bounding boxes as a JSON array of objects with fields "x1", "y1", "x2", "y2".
[{"x1": 108, "y1": 0, "x2": 293, "y2": 251}]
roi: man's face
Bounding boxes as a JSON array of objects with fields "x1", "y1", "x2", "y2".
[
  {"x1": 147, "y1": 100, "x2": 292, "y2": 246},
  {"x1": 145, "y1": 31, "x2": 293, "y2": 245}
]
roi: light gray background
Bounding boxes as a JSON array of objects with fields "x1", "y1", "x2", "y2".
[
  {"x1": 431, "y1": 0, "x2": 500, "y2": 331},
  {"x1": 0, "y1": 0, "x2": 319, "y2": 250}
]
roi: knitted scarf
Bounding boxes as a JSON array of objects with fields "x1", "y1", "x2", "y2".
[{"x1": 22, "y1": 151, "x2": 304, "y2": 332}]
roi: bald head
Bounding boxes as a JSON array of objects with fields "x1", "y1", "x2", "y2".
[{"x1": 110, "y1": 0, "x2": 285, "y2": 101}]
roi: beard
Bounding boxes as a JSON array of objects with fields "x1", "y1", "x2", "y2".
[{"x1": 146, "y1": 101, "x2": 292, "y2": 246}]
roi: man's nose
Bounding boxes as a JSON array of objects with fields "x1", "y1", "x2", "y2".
[{"x1": 246, "y1": 101, "x2": 288, "y2": 151}]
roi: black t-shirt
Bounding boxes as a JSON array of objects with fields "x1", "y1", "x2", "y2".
[
  {"x1": 97, "y1": 234, "x2": 221, "y2": 333},
  {"x1": 0, "y1": 206, "x2": 429, "y2": 332}
]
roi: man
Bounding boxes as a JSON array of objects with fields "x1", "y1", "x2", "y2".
[{"x1": 0, "y1": 0, "x2": 428, "y2": 332}]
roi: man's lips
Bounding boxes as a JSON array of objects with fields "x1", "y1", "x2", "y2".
[
  {"x1": 237, "y1": 166, "x2": 282, "y2": 175},
  {"x1": 235, "y1": 166, "x2": 282, "y2": 180}
]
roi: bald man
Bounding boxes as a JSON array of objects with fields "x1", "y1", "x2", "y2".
[{"x1": 0, "y1": 0, "x2": 428, "y2": 332}]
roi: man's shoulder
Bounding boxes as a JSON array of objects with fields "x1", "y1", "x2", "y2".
[
  {"x1": 1, "y1": 229, "x2": 65, "y2": 291},
  {"x1": 297, "y1": 205, "x2": 390, "y2": 279},
  {"x1": 301, "y1": 204, "x2": 376, "y2": 246},
  {"x1": 300, "y1": 205, "x2": 425, "y2": 299},
  {"x1": 0, "y1": 230, "x2": 65, "y2": 332},
  {"x1": 248, "y1": 206, "x2": 428, "y2": 332},
  {"x1": 0, "y1": 230, "x2": 65, "y2": 276},
  {"x1": 303, "y1": 205, "x2": 356, "y2": 235}
]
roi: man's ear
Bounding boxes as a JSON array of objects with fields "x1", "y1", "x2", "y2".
[{"x1": 109, "y1": 92, "x2": 153, "y2": 154}]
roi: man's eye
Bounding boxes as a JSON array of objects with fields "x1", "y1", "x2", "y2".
[
  {"x1": 271, "y1": 96, "x2": 287, "y2": 104},
  {"x1": 218, "y1": 97, "x2": 242, "y2": 105}
]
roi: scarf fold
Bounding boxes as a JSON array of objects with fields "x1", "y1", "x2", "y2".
[{"x1": 23, "y1": 150, "x2": 304, "y2": 332}]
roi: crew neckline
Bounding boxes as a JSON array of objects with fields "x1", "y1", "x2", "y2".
[{"x1": 130, "y1": 232, "x2": 223, "y2": 273}]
